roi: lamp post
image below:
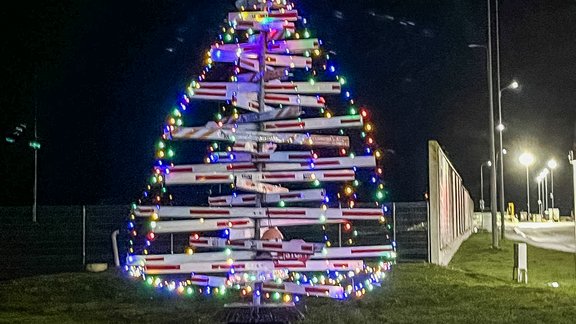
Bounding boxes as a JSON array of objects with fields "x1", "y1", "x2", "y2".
[
  {"x1": 542, "y1": 168, "x2": 550, "y2": 217},
  {"x1": 547, "y1": 159, "x2": 558, "y2": 209},
  {"x1": 519, "y1": 152, "x2": 535, "y2": 218},
  {"x1": 536, "y1": 174, "x2": 543, "y2": 216},
  {"x1": 496, "y1": 81, "x2": 518, "y2": 239},
  {"x1": 480, "y1": 160, "x2": 492, "y2": 211},
  {"x1": 469, "y1": 0, "x2": 498, "y2": 248},
  {"x1": 569, "y1": 151, "x2": 575, "y2": 220}
]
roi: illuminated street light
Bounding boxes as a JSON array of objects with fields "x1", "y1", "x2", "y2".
[
  {"x1": 541, "y1": 168, "x2": 550, "y2": 215},
  {"x1": 519, "y1": 152, "x2": 535, "y2": 217},
  {"x1": 536, "y1": 174, "x2": 543, "y2": 216},
  {"x1": 569, "y1": 152, "x2": 575, "y2": 224},
  {"x1": 496, "y1": 80, "x2": 520, "y2": 237},
  {"x1": 480, "y1": 160, "x2": 492, "y2": 211},
  {"x1": 547, "y1": 159, "x2": 558, "y2": 209}
]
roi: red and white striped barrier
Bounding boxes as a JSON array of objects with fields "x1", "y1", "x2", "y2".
[
  {"x1": 265, "y1": 81, "x2": 341, "y2": 94},
  {"x1": 261, "y1": 115, "x2": 362, "y2": 132},
  {"x1": 235, "y1": 177, "x2": 289, "y2": 194},
  {"x1": 150, "y1": 218, "x2": 346, "y2": 234},
  {"x1": 232, "y1": 19, "x2": 296, "y2": 34},
  {"x1": 210, "y1": 151, "x2": 314, "y2": 164},
  {"x1": 142, "y1": 259, "x2": 364, "y2": 275},
  {"x1": 171, "y1": 127, "x2": 350, "y2": 147},
  {"x1": 238, "y1": 55, "x2": 312, "y2": 70},
  {"x1": 228, "y1": 10, "x2": 299, "y2": 23},
  {"x1": 262, "y1": 156, "x2": 376, "y2": 171},
  {"x1": 268, "y1": 39, "x2": 320, "y2": 54},
  {"x1": 165, "y1": 169, "x2": 355, "y2": 185},
  {"x1": 135, "y1": 205, "x2": 383, "y2": 220},
  {"x1": 169, "y1": 156, "x2": 374, "y2": 175},
  {"x1": 262, "y1": 282, "x2": 344, "y2": 299},
  {"x1": 128, "y1": 244, "x2": 394, "y2": 268},
  {"x1": 208, "y1": 189, "x2": 326, "y2": 206},
  {"x1": 221, "y1": 106, "x2": 302, "y2": 124},
  {"x1": 189, "y1": 238, "x2": 323, "y2": 254},
  {"x1": 152, "y1": 218, "x2": 255, "y2": 233}
]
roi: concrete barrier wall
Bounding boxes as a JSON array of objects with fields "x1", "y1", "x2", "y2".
[{"x1": 428, "y1": 141, "x2": 474, "y2": 265}]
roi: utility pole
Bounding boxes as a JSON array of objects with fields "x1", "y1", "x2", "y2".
[
  {"x1": 32, "y1": 74, "x2": 39, "y2": 223},
  {"x1": 487, "y1": 0, "x2": 499, "y2": 248}
]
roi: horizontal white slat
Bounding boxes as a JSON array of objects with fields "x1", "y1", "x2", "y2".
[
  {"x1": 135, "y1": 205, "x2": 383, "y2": 220},
  {"x1": 262, "y1": 281, "x2": 345, "y2": 299},
  {"x1": 128, "y1": 245, "x2": 394, "y2": 267},
  {"x1": 264, "y1": 82, "x2": 341, "y2": 94},
  {"x1": 208, "y1": 189, "x2": 326, "y2": 206},
  {"x1": 228, "y1": 10, "x2": 299, "y2": 23},
  {"x1": 222, "y1": 106, "x2": 302, "y2": 124},
  {"x1": 141, "y1": 259, "x2": 363, "y2": 275},
  {"x1": 171, "y1": 127, "x2": 350, "y2": 147},
  {"x1": 261, "y1": 115, "x2": 362, "y2": 132},
  {"x1": 235, "y1": 177, "x2": 289, "y2": 194},
  {"x1": 164, "y1": 169, "x2": 355, "y2": 185},
  {"x1": 268, "y1": 39, "x2": 320, "y2": 54},
  {"x1": 189, "y1": 238, "x2": 323, "y2": 254},
  {"x1": 169, "y1": 156, "x2": 374, "y2": 175}
]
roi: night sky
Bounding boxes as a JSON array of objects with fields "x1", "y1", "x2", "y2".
[{"x1": 1, "y1": 1, "x2": 575, "y2": 214}]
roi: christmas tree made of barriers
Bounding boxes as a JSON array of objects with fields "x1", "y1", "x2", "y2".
[{"x1": 126, "y1": 0, "x2": 396, "y2": 314}]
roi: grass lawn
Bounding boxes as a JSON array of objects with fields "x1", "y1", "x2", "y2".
[{"x1": 1, "y1": 232, "x2": 575, "y2": 323}]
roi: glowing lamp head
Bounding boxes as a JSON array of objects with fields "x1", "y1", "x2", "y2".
[
  {"x1": 509, "y1": 80, "x2": 519, "y2": 90},
  {"x1": 547, "y1": 159, "x2": 557, "y2": 170},
  {"x1": 519, "y1": 152, "x2": 534, "y2": 167}
]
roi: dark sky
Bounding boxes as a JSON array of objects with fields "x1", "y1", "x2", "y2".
[{"x1": 1, "y1": 1, "x2": 575, "y2": 213}]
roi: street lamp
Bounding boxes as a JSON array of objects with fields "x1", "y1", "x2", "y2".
[
  {"x1": 480, "y1": 160, "x2": 492, "y2": 212},
  {"x1": 569, "y1": 151, "x2": 575, "y2": 220},
  {"x1": 541, "y1": 168, "x2": 550, "y2": 216},
  {"x1": 496, "y1": 80, "x2": 519, "y2": 238},
  {"x1": 468, "y1": 0, "x2": 498, "y2": 248},
  {"x1": 547, "y1": 159, "x2": 558, "y2": 209},
  {"x1": 536, "y1": 174, "x2": 543, "y2": 216},
  {"x1": 519, "y1": 152, "x2": 535, "y2": 218}
]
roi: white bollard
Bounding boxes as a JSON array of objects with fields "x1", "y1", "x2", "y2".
[{"x1": 513, "y1": 242, "x2": 528, "y2": 283}]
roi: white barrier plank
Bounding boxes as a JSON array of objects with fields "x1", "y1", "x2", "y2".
[
  {"x1": 262, "y1": 156, "x2": 376, "y2": 171},
  {"x1": 232, "y1": 19, "x2": 296, "y2": 33},
  {"x1": 144, "y1": 218, "x2": 347, "y2": 234},
  {"x1": 265, "y1": 82, "x2": 341, "y2": 94},
  {"x1": 128, "y1": 245, "x2": 393, "y2": 267},
  {"x1": 153, "y1": 218, "x2": 255, "y2": 233},
  {"x1": 208, "y1": 189, "x2": 326, "y2": 206},
  {"x1": 235, "y1": 177, "x2": 289, "y2": 194},
  {"x1": 165, "y1": 169, "x2": 355, "y2": 185},
  {"x1": 262, "y1": 282, "x2": 344, "y2": 299},
  {"x1": 222, "y1": 106, "x2": 302, "y2": 124},
  {"x1": 262, "y1": 115, "x2": 362, "y2": 132},
  {"x1": 142, "y1": 259, "x2": 363, "y2": 275},
  {"x1": 268, "y1": 39, "x2": 320, "y2": 54},
  {"x1": 189, "y1": 238, "x2": 323, "y2": 254},
  {"x1": 169, "y1": 156, "x2": 373, "y2": 176},
  {"x1": 171, "y1": 127, "x2": 350, "y2": 147},
  {"x1": 135, "y1": 205, "x2": 383, "y2": 220},
  {"x1": 228, "y1": 10, "x2": 299, "y2": 23}
]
